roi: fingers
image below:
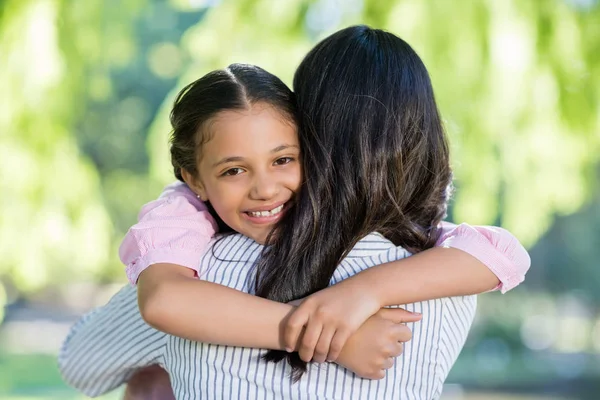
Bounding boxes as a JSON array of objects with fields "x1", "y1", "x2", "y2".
[
  {"x1": 389, "y1": 341, "x2": 404, "y2": 358},
  {"x1": 326, "y1": 328, "x2": 352, "y2": 362},
  {"x1": 298, "y1": 319, "x2": 323, "y2": 362},
  {"x1": 377, "y1": 308, "x2": 422, "y2": 324},
  {"x1": 394, "y1": 324, "x2": 413, "y2": 343},
  {"x1": 381, "y1": 357, "x2": 395, "y2": 370},
  {"x1": 284, "y1": 308, "x2": 309, "y2": 352},
  {"x1": 366, "y1": 369, "x2": 386, "y2": 380},
  {"x1": 313, "y1": 326, "x2": 336, "y2": 363},
  {"x1": 360, "y1": 355, "x2": 397, "y2": 380}
]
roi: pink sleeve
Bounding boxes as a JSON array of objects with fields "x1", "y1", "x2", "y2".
[
  {"x1": 436, "y1": 222, "x2": 531, "y2": 293},
  {"x1": 119, "y1": 182, "x2": 218, "y2": 285}
]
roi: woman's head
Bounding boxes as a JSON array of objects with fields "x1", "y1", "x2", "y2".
[
  {"x1": 292, "y1": 25, "x2": 451, "y2": 250},
  {"x1": 169, "y1": 64, "x2": 301, "y2": 244},
  {"x1": 257, "y1": 26, "x2": 452, "y2": 377}
]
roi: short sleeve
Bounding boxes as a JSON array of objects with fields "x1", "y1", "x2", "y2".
[
  {"x1": 436, "y1": 222, "x2": 531, "y2": 293},
  {"x1": 119, "y1": 182, "x2": 218, "y2": 284}
]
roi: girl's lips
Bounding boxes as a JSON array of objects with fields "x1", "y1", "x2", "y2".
[
  {"x1": 244, "y1": 200, "x2": 287, "y2": 214},
  {"x1": 247, "y1": 204, "x2": 284, "y2": 217},
  {"x1": 242, "y1": 202, "x2": 288, "y2": 225}
]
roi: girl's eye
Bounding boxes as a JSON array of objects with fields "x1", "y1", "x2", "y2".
[
  {"x1": 221, "y1": 168, "x2": 244, "y2": 177},
  {"x1": 273, "y1": 157, "x2": 294, "y2": 166}
]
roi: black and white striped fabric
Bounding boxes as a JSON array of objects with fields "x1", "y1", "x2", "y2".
[{"x1": 59, "y1": 233, "x2": 476, "y2": 399}]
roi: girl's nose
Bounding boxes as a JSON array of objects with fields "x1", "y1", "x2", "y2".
[{"x1": 249, "y1": 172, "x2": 279, "y2": 200}]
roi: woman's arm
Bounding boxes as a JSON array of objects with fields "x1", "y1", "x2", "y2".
[
  {"x1": 59, "y1": 280, "x2": 297, "y2": 397},
  {"x1": 58, "y1": 286, "x2": 167, "y2": 397}
]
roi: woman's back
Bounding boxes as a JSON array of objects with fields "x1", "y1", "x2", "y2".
[{"x1": 166, "y1": 233, "x2": 476, "y2": 399}]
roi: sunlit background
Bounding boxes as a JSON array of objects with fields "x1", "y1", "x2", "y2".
[{"x1": 1, "y1": 0, "x2": 598, "y2": 398}]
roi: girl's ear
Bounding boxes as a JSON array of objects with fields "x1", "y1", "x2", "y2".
[{"x1": 181, "y1": 168, "x2": 208, "y2": 201}]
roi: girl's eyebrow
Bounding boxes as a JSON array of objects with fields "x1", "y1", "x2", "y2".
[
  {"x1": 212, "y1": 156, "x2": 244, "y2": 168},
  {"x1": 271, "y1": 144, "x2": 299, "y2": 153}
]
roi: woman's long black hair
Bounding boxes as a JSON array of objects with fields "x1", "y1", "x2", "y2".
[{"x1": 255, "y1": 25, "x2": 452, "y2": 379}]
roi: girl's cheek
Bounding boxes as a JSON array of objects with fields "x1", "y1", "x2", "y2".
[
  {"x1": 218, "y1": 183, "x2": 246, "y2": 204},
  {"x1": 290, "y1": 166, "x2": 302, "y2": 189}
]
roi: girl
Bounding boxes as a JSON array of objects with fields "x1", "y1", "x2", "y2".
[
  {"x1": 60, "y1": 26, "x2": 530, "y2": 399},
  {"x1": 123, "y1": 48, "x2": 528, "y2": 368}
]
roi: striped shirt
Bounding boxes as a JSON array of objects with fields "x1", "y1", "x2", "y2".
[{"x1": 59, "y1": 232, "x2": 476, "y2": 399}]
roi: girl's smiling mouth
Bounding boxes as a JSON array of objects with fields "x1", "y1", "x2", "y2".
[{"x1": 243, "y1": 202, "x2": 288, "y2": 224}]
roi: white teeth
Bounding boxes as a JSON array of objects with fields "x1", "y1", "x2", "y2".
[{"x1": 248, "y1": 204, "x2": 284, "y2": 218}]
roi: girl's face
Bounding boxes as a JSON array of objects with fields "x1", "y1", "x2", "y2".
[{"x1": 187, "y1": 102, "x2": 301, "y2": 244}]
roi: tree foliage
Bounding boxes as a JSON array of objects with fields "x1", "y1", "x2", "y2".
[{"x1": 0, "y1": 0, "x2": 598, "y2": 306}]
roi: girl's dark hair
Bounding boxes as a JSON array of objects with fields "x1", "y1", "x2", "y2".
[
  {"x1": 168, "y1": 63, "x2": 297, "y2": 230},
  {"x1": 256, "y1": 25, "x2": 452, "y2": 379}
]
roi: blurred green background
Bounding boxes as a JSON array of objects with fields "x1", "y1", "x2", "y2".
[{"x1": 0, "y1": 0, "x2": 598, "y2": 398}]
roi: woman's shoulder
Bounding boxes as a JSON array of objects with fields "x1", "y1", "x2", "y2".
[
  {"x1": 344, "y1": 232, "x2": 408, "y2": 258},
  {"x1": 330, "y1": 233, "x2": 411, "y2": 284}
]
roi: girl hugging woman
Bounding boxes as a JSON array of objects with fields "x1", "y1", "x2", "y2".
[{"x1": 60, "y1": 25, "x2": 530, "y2": 400}]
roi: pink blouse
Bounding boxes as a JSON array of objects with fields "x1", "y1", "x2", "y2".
[{"x1": 120, "y1": 182, "x2": 530, "y2": 293}]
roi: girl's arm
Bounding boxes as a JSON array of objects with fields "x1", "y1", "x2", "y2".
[
  {"x1": 363, "y1": 222, "x2": 531, "y2": 305},
  {"x1": 139, "y1": 263, "x2": 417, "y2": 349},
  {"x1": 286, "y1": 223, "x2": 531, "y2": 363},
  {"x1": 137, "y1": 263, "x2": 293, "y2": 350},
  {"x1": 138, "y1": 263, "x2": 420, "y2": 380},
  {"x1": 435, "y1": 221, "x2": 530, "y2": 293},
  {"x1": 125, "y1": 185, "x2": 530, "y2": 363}
]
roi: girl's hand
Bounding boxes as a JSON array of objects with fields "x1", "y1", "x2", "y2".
[
  {"x1": 285, "y1": 280, "x2": 420, "y2": 363},
  {"x1": 336, "y1": 308, "x2": 420, "y2": 379}
]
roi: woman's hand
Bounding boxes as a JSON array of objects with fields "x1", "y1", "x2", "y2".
[
  {"x1": 285, "y1": 279, "x2": 420, "y2": 363},
  {"x1": 336, "y1": 308, "x2": 419, "y2": 379},
  {"x1": 123, "y1": 365, "x2": 175, "y2": 400}
]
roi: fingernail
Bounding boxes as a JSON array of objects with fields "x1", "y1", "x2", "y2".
[{"x1": 285, "y1": 347, "x2": 293, "y2": 353}]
